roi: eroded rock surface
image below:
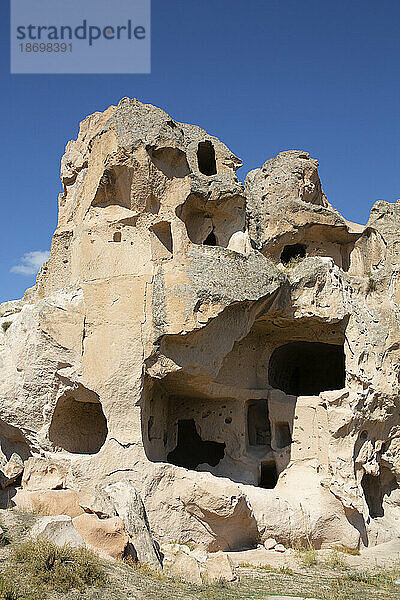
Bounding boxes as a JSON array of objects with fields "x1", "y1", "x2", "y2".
[{"x1": 1, "y1": 98, "x2": 400, "y2": 558}]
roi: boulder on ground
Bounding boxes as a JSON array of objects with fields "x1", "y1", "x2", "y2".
[
  {"x1": 72, "y1": 513, "x2": 129, "y2": 560},
  {"x1": 264, "y1": 537, "x2": 277, "y2": 550},
  {"x1": 168, "y1": 550, "x2": 202, "y2": 585},
  {"x1": 105, "y1": 481, "x2": 162, "y2": 570},
  {"x1": 30, "y1": 515, "x2": 85, "y2": 548},
  {"x1": 206, "y1": 551, "x2": 236, "y2": 581}
]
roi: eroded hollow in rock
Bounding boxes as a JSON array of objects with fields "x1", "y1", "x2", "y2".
[
  {"x1": 361, "y1": 467, "x2": 398, "y2": 518},
  {"x1": 280, "y1": 243, "x2": 307, "y2": 264},
  {"x1": 150, "y1": 221, "x2": 173, "y2": 254},
  {"x1": 197, "y1": 141, "x2": 217, "y2": 175},
  {"x1": 0, "y1": 419, "x2": 31, "y2": 462},
  {"x1": 167, "y1": 419, "x2": 225, "y2": 469},
  {"x1": 268, "y1": 341, "x2": 345, "y2": 396},
  {"x1": 275, "y1": 422, "x2": 292, "y2": 448},
  {"x1": 175, "y1": 193, "x2": 246, "y2": 247},
  {"x1": 260, "y1": 461, "x2": 278, "y2": 488},
  {"x1": 92, "y1": 166, "x2": 133, "y2": 209},
  {"x1": 49, "y1": 394, "x2": 108, "y2": 454},
  {"x1": 148, "y1": 146, "x2": 190, "y2": 179},
  {"x1": 248, "y1": 400, "x2": 271, "y2": 446}
]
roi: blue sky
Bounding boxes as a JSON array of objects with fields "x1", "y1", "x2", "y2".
[{"x1": 0, "y1": 0, "x2": 399, "y2": 302}]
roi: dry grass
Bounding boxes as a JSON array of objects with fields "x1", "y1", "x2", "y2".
[
  {"x1": 333, "y1": 544, "x2": 361, "y2": 556},
  {"x1": 294, "y1": 542, "x2": 318, "y2": 568},
  {"x1": 12, "y1": 539, "x2": 106, "y2": 593},
  {"x1": 0, "y1": 571, "x2": 44, "y2": 600},
  {"x1": 0, "y1": 510, "x2": 399, "y2": 600},
  {"x1": 324, "y1": 548, "x2": 348, "y2": 570},
  {"x1": 343, "y1": 564, "x2": 400, "y2": 588},
  {"x1": 238, "y1": 562, "x2": 294, "y2": 575}
]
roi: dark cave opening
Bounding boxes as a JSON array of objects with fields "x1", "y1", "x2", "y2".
[
  {"x1": 280, "y1": 243, "x2": 307, "y2": 265},
  {"x1": 197, "y1": 141, "x2": 217, "y2": 176},
  {"x1": 361, "y1": 468, "x2": 398, "y2": 518},
  {"x1": 203, "y1": 230, "x2": 217, "y2": 246},
  {"x1": 248, "y1": 400, "x2": 271, "y2": 446},
  {"x1": 260, "y1": 461, "x2": 278, "y2": 489},
  {"x1": 268, "y1": 341, "x2": 345, "y2": 396},
  {"x1": 167, "y1": 419, "x2": 225, "y2": 470},
  {"x1": 362, "y1": 473, "x2": 384, "y2": 518},
  {"x1": 275, "y1": 422, "x2": 292, "y2": 449}
]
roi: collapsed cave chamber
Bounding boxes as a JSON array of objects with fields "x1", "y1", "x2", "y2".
[
  {"x1": 262, "y1": 224, "x2": 363, "y2": 272},
  {"x1": 142, "y1": 316, "x2": 348, "y2": 489},
  {"x1": 175, "y1": 192, "x2": 246, "y2": 248}
]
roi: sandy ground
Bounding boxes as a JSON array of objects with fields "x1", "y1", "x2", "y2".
[{"x1": 228, "y1": 539, "x2": 400, "y2": 571}]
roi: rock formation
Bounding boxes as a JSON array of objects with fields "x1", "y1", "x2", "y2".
[{"x1": 1, "y1": 98, "x2": 399, "y2": 558}]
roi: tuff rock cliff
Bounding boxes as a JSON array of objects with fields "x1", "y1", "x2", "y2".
[{"x1": 1, "y1": 98, "x2": 399, "y2": 561}]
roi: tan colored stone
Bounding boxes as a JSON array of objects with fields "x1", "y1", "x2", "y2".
[
  {"x1": 13, "y1": 489, "x2": 84, "y2": 518},
  {"x1": 179, "y1": 477, "x2": 259, "y2": 551},
  {"x1": 168, "y1": 550, "x2": 202, "y2": 585},
  {"x1": 72, "y1": 513, "x2": 129, "y2": 560},
  {"x1": 30, "y1": 515, "x2": 86, "y2": 548},
  {"x1": 205, "y1": 551, "x2": 236, "y2": 581},
  {"x1": 1, "y1": 97, "x2": 400, "y2": 560},
  {"x1": 0, "y1": 454, "x2": 24, "y2": 489},
  {"x1": 22, "y1": 457, "x2": 67, "y2": 491}
]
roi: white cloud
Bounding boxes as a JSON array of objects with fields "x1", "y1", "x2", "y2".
[{"x1": 10, "y1": 250, "x2": 50, "y2": 276}]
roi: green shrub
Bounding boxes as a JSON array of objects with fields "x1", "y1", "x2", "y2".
[
  {"x1": 12, "y1": 539, "x2": 106, "y2": 593},
  {"x1": 278, "y1": 565, "x2": 294, "y2": 575},
  {"x1": 297, "y1": 547, "x2": 317, "y2": 568}
]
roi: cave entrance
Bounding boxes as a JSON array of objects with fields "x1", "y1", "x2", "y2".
[
  {"x1": 49, "y1": 395, "x2": 108, "y2": 454},
  {"x1": 167, "y1": 419, "x2": 225, "y2": 470},
  {"x1": 248, "y1": 400, "x2": 271, "y2": 446},
  {"x1": 361, "y1": 467, "x2": 398, "y2": 518},
  {"x1": 268, "y1": 342, "x2": 345, "y2": 396},
  {"x1": 260, "y1": 461, "x2": 278, "y2": 488},
  {"x1": 203, "y1": 230, "x2": 217, "y2": 246},
  {"x1": 197, "y1": 141, "x2": 217, "y2": 176},
  {"x1": 280, "y1": 243, "x2": 307, "y2": 265}
]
